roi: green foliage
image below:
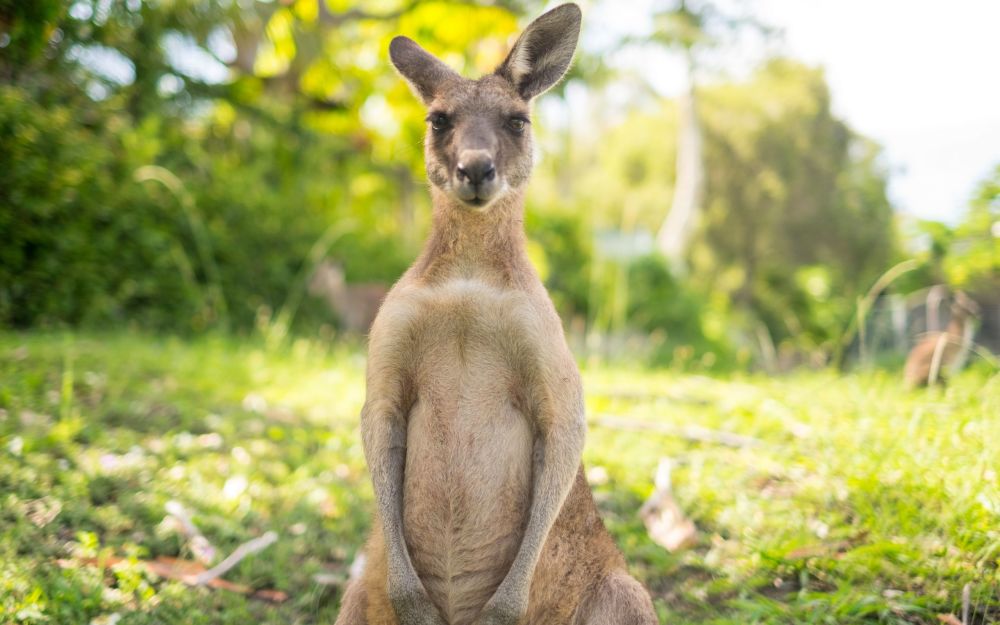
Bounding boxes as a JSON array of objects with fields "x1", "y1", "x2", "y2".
[
  {"x1": 2, "y1": 333, "x2": 997, "y2": 623},
  {"x1": 892, "y1": 164, "x2": 1000, "y2": 298},
  {"x1": 527, "y1": 59, "x2": 897, "y2": 364},
  {"x1": 0, "y1": 0, "x2": 527, "y2": 333},
  {"x1": 525, "y1": 207, "x2": 593, "y2": 317},
  {"x1": 0, "y1": 0, "x2": 64, "y2": 73},
  {"x1": 626, "y1": 255, "x2": 702, "y2": 337},
  {"x1": 945, "y1": 164, "x2": 1000, "y2": 292},
  {"x1": 693, "y1": 60, "x2": 896, "y2": 354},
  {"x1": 624, "y1": 254, "x2": 732, "y2": 367},
  {"x1": 0, "y1": 86, "x2": 202, "y2": 328}
]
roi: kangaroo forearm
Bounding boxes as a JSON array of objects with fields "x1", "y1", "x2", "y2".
[
  {"x1": 503, "y1": 416, "x2": 585, "y2": 594},
  {"x1": 362, "y1": 397, "x2": 448, "y2": 624},
  {"x1": 361, "y1": 404, "x2": 416, "y2": 583}
]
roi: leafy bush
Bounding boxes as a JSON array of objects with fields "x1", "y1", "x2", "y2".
[
  {"x1": 626, "y1": 254, "x2": 734, "y2": 368},
  {"x1": 525, "y1": 208, "x2": 592, "y2": 318},
  {"x1": 0, "y1": 86, "x2": 202, "y2": 329},
  {"x1": 0, "y1": 87, "x2": 414, "y2": 333}
]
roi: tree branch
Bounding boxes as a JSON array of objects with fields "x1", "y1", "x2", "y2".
[{"x1": 317, "y1": 0, "x2": 423, "y2": 26}]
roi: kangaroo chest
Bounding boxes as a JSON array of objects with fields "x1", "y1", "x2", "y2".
[{"x1": 389, "y1": 278, "x2": 539, "y2": 623}]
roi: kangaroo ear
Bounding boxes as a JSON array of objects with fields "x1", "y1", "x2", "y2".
[
  {"x1": 496, "y1": 3, "x2": 582, "y2": 101},
  {"x1": 389, "y1": 36, "x2": 461, "y2": 103}
]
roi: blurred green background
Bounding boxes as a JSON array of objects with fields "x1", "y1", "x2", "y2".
[
  {"x1": 1, "y1": 1, "x2": 999, "y2": 624},
  {"x1": 2, "y1": 0, "x2": 996, "y2": 368}
]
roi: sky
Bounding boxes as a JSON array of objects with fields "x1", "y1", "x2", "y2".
[{"x1": 583, "y1": 0, "x2": 1000, "y2": 224}]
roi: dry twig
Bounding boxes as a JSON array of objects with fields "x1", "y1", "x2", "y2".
[
  {"x1": 165, "y1": 500, "x2": 216, "y2": 565},
  {"x1": 591, "y1": 414, "x2": 762, "y2": 448},
  {"x1": 962, "y1": 583, "x2": 971, "y2": 625},
  {"x1": 191, "y1": 531, "x2": 278, "y2": 586}
]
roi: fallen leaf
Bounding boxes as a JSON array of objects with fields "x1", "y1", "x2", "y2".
[{"x1": 639, "y1": 459, "x2": 698, "y2": 552}]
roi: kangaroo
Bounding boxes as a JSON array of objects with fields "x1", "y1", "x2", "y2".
[
  {"x1": 334, "y1": 5, "x2": 657, "y2": 625},
  {"x1": 904, "y1": 290, "x2": 980, "y2": 388},
  {"x1": 309, "y1": 261, "x2": 388, "y2": 333}
]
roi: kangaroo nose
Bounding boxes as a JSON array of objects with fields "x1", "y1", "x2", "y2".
[{"x1": 457, "y1": 152, "x2": 496, "y2": 186}]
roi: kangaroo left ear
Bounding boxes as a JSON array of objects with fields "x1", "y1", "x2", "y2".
[
  {"x1": 390, "y1": 36, "x2": 462, "y2": 104},
  {"x1": 495, "y1": 3, "x2": 582, "y2": 101}
]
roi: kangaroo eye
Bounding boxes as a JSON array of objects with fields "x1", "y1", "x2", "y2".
[
  {"x1": 428, "y1": 113, "x2": 450, "y2": 131},
  {"x1": 508, "y1": 117, "x2": 528, "y2": 133}
]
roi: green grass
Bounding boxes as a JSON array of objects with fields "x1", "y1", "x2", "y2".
[{"x1": 0, "y1": 332, "x2": 997, "y2": 624}]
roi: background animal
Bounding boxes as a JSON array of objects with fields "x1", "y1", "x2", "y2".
[
  {"x1": 308, "y1": 261, "x2": 388, "y2": 333},
  {"x1": 903, "y1": 290, "x2": 980, "y2": 387}
]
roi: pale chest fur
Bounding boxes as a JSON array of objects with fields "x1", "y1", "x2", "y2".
[{"x1": 378, "y1": 278, "x2": 543, "y2": 625}]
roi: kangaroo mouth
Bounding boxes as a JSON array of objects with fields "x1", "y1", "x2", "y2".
[
  {"x1": 454, "y1": 189, "x2": 497, "y2": 210},
  {"x1": 453, "y1": 180, "x2": 505, "y2": 209}
]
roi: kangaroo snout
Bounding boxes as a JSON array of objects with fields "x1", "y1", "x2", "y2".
[
  {"x1": 457, "y1": 152, "x2": 496, "y2": 185},
  {"x1": 455, "y1": 149, "x2": 500, "y2": 206}
]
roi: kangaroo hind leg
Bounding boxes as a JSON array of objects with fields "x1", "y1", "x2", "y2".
[
  {"x1": 573, "y1": 570, "x2": 658, "y2": 625},
  {"x1": 334, "y1": 577, "x2": 369, "y2": 625}
]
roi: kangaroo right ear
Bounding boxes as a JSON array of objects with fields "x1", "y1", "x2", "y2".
[
  {"x1": 495, "y1": 3, "x2": 582, "y2": 101},
  {"x1": 389, "y1": 36, "x2": 461, "y2": 104}
]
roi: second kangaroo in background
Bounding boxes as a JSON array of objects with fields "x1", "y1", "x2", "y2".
[
  {"x1": 335, "y1": 4, "x2": 658, "y2": 625},
  {"x1": 309, "y1": 261, "x2": 388, "y2": 333},
  {"x1": 904, "y1": 290, "x2": 980, "y2": 387}
]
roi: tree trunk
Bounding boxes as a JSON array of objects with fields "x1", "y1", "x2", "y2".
[{"x1": 656, "y1": 47, "x2": 703, "y2": 271}]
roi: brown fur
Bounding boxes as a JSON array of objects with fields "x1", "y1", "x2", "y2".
[
  {"x1": 904, "y1": 291, "x2": 980, "y2": 388},
  {"x1": 336, "y1": 5, "x2": 656, "y2": 625}
]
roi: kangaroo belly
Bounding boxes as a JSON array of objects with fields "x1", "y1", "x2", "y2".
[
  {"x1": 403, "y1": 378, "x2": 533, "y2": 624},
  {"x1": 399, "y1": 283, "x2": 535, "y2": 625}
]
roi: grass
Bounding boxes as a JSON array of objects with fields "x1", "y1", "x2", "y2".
[{"x1": 0, "y1": 331, "x2": 997, "y2": 624}]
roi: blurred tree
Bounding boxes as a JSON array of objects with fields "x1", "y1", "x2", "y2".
[
  {"x1": 554, "y1": 59, "x2": 896, "y2": 361},
  {"x1": 646, "y1": 0, "x2": 770, "y2": 269},
  {"x1": 694, "y1": 59, "x2": 895, "y2": 355}
]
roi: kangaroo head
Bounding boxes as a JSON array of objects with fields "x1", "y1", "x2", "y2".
[
  {"x1": 389, "y1": 3, "x2": 581, "y2": 211},
  {"x1": 952, "y1": 291, "x2": 981, "y2": 319},
  {"x1": 309, "y1": 261, "x2": 345, "y2": 296}
]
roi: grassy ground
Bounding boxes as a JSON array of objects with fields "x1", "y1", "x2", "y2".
[{"x1": 1, "y1": 332, "x2": 997, "y2": 624}]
